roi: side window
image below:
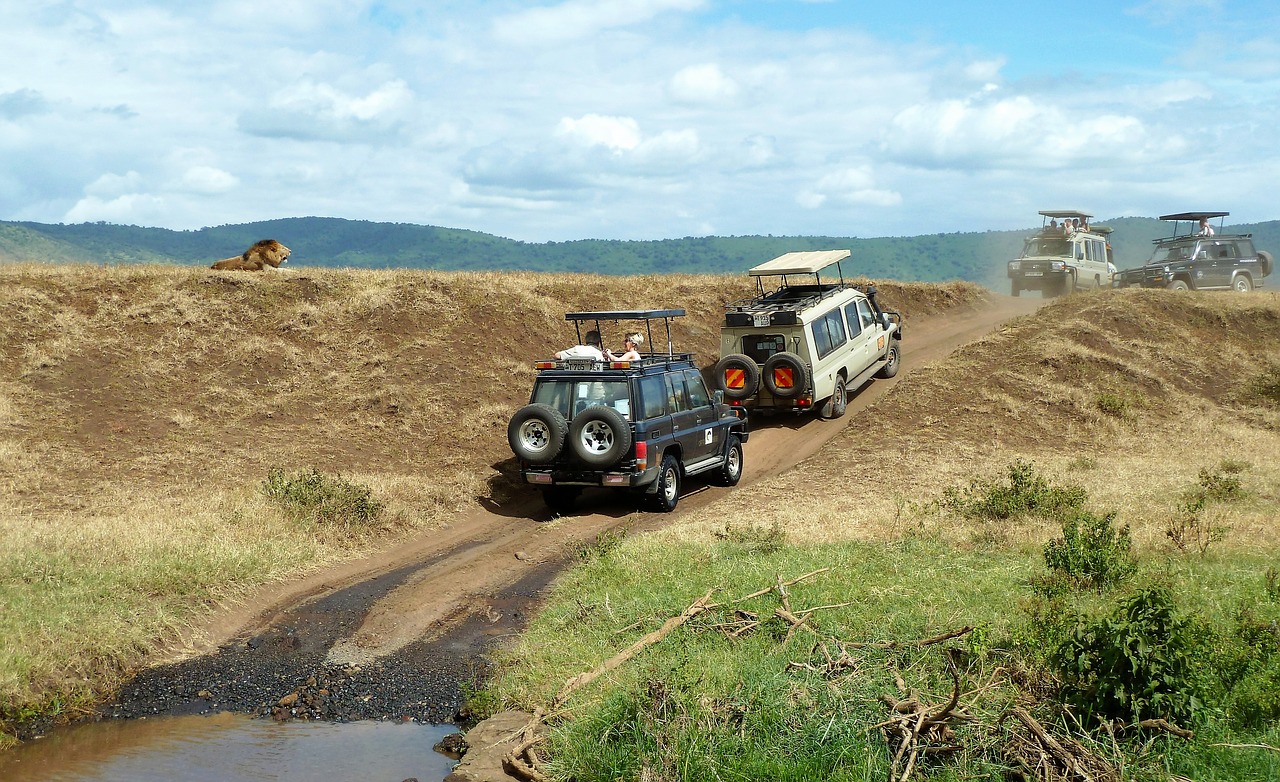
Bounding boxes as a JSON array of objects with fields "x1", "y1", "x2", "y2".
[
  {"x1": 638, "y1": 375, "x2": 667, "y2": 420},
  {"x1": 665, "y1": 372, "x2": 689, "y2": 413},
  {"x1": 1218, "y1": 243, "x2": 1237, "y2": 259},
  {"x1": 845, "y1": 303, "x2": 862, "y2": 337},
  {"x1": 1075, "y1": 242, "x2": 1085, "y2": 260},
  {"x1": 684, "y1": 370, "x2": 711, "y2": 408},
  {"x1": 813, "y1": 308, "x2": 846, "y2": 359},
  {"x1": 1084, "y1": 242, "x2": 1093, "y2": 261},
  {"x1": 857, "y1": 299, "x2": 875, "y2": 330}
]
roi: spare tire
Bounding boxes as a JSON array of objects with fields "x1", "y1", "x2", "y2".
[
  {"x1": 1258, "y1": 250, "x2": 1273, "y2": 277},
  {"x1": 762, "y1": 352, "x2": 809, "y2": 400},
  {"x1": 507, "y1": 404, "x2": 568, "y2": 464},
  {"x1": 713, "y1": 353, "x2": 760, "y2": 400},
  {"x1": 569, "y1": 405, "x2": 632, "y2": 467}
]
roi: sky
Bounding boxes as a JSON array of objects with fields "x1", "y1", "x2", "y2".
[{"x1": 1, "y1": 0, "x2": 1277, "y2": 242}]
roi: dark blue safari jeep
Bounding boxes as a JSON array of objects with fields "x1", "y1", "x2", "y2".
[{"x1": 507, "y1": 309, "x2": 749, "y2": 514}]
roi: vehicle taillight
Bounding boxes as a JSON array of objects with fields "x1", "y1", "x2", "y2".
[
  {"x1": 634, "y1": 440, "x2": 647, "y2": 470},
  {"x1": 533, "y1": 361, "x2": 556, "y2": 369}
]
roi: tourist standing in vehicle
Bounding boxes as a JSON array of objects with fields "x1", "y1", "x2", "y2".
[{"x1": 1198, "y1": 217, "x2": 1215, "y2": 236}]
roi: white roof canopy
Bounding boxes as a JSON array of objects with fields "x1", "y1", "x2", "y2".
[{"x1": 748, "y1": 249, "x2": 850, "y2": 277}]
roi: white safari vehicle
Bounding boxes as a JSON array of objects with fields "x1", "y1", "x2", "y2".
[
  {"x1": 713, "y1": 250, "x2": 902, "y2": 419},
  {"x1": 1007, "y1": 210, "x2": 1115, "y2": 297}
]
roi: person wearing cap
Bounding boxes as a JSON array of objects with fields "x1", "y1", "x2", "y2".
[
  {"x1": 556, "y1": 330, "x2": 605, "y2": 360},
  {"x1": 607, "y1": 332, "x2": 644, "y2": 362}
]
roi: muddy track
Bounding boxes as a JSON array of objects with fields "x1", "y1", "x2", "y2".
[{"x1": 107, "y1": 296, "x2": 1045, "y2": 726}]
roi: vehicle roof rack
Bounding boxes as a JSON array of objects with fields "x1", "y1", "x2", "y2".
[
  {"x1": 1039, "y1": 209, "x2": 1093, "y2": 220},
  {"x1": 563, "y1": 309, "x2": 686, "y2": 356},
  {"x1": 1159, "y1": 211, "x2": 1229, "y2": 221}
]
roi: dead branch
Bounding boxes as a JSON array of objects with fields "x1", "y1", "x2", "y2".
[
  {"x1": 730, "y1": 567, "x2": 829, "y2": 604},
  {"x1": 1209, "y1": 742, "x2": 1279, "y2": 753},
  {"x1": 848, "y1": 625, "x2": 975, "y2": 650},
  {"x1": 1137, "y1": 718, "x2": 1194, "y2": 740},
  {"x1": 878, "y1": 651, "x2": 968, "y2": 782},
  {"x1": 553, "y1": 588, "x2": 716, "y2": 708},
  {"x1": 999, "y1": 706, "x2": 1119, "y2": 782}
]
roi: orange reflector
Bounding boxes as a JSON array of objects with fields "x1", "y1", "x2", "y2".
[
  {"x1": 724, "y1": 368, "x2": 745, "y2": 389},
  {"x1": 610, "y1": 361, "x2": 631, "y2": 369},
  {"x1": 773, "y1": 367, "x2": 794, "y2": 388}
]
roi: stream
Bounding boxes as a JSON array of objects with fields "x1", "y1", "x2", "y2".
[{"x1": 0, "y1": 713, "x2": 459, "y2": 781}]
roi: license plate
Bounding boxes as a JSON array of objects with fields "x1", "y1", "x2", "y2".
[
  {"x1": 753, "y1": 314, "x2": 770, "y2": 327},
  {"x1": 1025, "y1": 272, "x2": 1043, "y2": 277},
  {"x1": 565, "y1": 360, "x2": 595, "y2": 371}
]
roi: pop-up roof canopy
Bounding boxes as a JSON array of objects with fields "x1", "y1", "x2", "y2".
[{"x1": 748, "y1": 249, "x2": 850, "y2": 277}]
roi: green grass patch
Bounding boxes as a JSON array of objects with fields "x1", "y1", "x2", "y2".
[{"x1": 483, "y1": 531, "x2": 1280, "y2": 781}]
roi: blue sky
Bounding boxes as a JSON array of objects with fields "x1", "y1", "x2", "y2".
[{"x1": 1, "y1": 1, "x2": 1276, "y2": 242}]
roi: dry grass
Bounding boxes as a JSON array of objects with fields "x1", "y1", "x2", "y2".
[
  {"x1": 665, "y1": 289, "x2": 1280, "y2": 559},
  {"x1": 0, "y1": 262, "x2": 987, "y2": 735}
]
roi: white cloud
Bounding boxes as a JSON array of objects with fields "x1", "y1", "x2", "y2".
[
  {"x1": 797, "y1": 167, "x2": 902, "y2": 210},
  {"x1": 178, "y1": 166, "x2": 239, "y2": 194},
  {"x1": 239, "y1": 79, "x2": 416, "y2": 142},
  {"x1": 555, "y1": 114, "x2": 642, "y2": 152},
  {"x1": 668, "y1": 63, "x2": 740, "y2": 105},
  {"x1": 493, "y1": 0, "x2": 705, "y2": 45}
]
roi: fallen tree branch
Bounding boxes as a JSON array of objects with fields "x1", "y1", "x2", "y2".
[
  {"x1": 1137, "y1": 718, "x2": 1194, "y2": 740},
  {"x1": 1209, "y1": 742, "x2": 1279, "y2": 753},
  {"x1": 848, "y1": 625, "x2": 975, "y2": 650}
]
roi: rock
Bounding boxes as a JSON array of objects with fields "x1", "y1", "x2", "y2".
[
  {"x1": 278, "y1": 692, "x2": 299, "y2": 707},
  {"x1": 442, "y1": 710, "x2": 534, "y2": 782}
]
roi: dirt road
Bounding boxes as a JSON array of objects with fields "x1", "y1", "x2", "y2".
[{"x1": 110, "y1": 294, "x2": 1045, "y2": 724}]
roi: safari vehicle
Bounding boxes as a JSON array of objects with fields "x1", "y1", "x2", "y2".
[
  {"x1": 713, "y1": 250, "x2": 902, "y2": 419},
  {"x1": 507, "y1": 309, "x2": 749, "y2": 514},
  {"x1": 1007, "y1": 210, "x2": 1114, "y2": 297},
  {"x1": 1114, "y1": 211, "x2": 1273, "y2": 292}
]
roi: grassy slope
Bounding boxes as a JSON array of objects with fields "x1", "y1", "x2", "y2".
[
  {"x1": 0, "y1": 263, "x2": 981, "y2": 742},
  {"x1": 489, "y1": 290, "x2": 1280, "y2": 780}
]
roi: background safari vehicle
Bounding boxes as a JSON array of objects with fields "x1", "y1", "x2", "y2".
[
  {"x1": 713, "y1": 250, "x2": 902, "y2": 419},
  {"x1": 1007, "y1": 210, "x2": 1114, "y2": 298},
  {"x1": 507, "y1": 309, "x2": 749, "y2": 514},
  {"x1": 1114, "y1": 211, "x2": 1273, "y2": 293}
]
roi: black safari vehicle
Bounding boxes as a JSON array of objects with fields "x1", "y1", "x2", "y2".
[
  {"x1": 1115, "y1": 211, "x2": 1273, "y2": 292},
  {"x1": 507, "y1": 309, "x2": 749, "y2": 514}
]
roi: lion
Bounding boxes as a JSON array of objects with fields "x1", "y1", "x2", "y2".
[{"x1": 210, "y1": 239, "x2": 291, "y2": 271}]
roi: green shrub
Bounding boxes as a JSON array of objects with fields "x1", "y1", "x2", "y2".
[
  {"x1": 1043, "y1": 510, "x2": 1136, "y2": 590},
  {"x1": 1194, "y1": 462, "x2": 1248, "y2": 503},
  {"x1": 942, "y1": 459, "x2": 1087, "y2": 521},
  {"x1": 575, "y1": 527, "x2": 628, "y2": 562},
  {"x1": 1095, "y1": 392, "x2": 1130, "y2": 419},
  {"x1": 714, "y1": 521, "x2": 786, "y2": 554},
  {"x1": 1052, "y1": 586, "x2": 1201, "y2": 726},
  {"x1": 261, "y1": 468, "x2": 383, "y2": 528}
]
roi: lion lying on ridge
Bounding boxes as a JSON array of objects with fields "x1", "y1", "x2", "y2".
[{"x1": 210, "y1": 239, "x2": 291, "y2": 271}]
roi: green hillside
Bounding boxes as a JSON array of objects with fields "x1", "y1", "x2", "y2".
[{"x1": 2, "y1": 215, "x2": 1276, "y2": 286}]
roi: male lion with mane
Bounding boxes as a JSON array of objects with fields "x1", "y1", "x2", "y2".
[{"x1": 210, "y1": 239, "x2": 291, "y2": 271}]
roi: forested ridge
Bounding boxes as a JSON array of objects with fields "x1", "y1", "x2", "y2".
[{"x1": 3, "y1": 215, "x2": 1277, "y2": 285}]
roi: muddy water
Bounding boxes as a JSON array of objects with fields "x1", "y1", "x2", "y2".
[{"x1": 0, "y1": 713, "x2": 458, "y2": 781}]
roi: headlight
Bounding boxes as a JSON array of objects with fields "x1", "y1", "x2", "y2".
[
  {"x1": 1009, "y1": 261, "x2": 1020, "y2": 271},
  {"x1": 1050, "y1": 261, "x2": 1065, "y2": 270},
  {"x1": 1163, "y1": 265, "x2": 1170, "y2": 273}
]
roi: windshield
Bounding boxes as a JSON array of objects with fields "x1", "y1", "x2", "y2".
[
  {"x1": 533, "y1": 378, "x2": 632, "y2": 420},
  {"x1": 1023, "y1": 237, "x2": 1071, "y2": 257},
  {"x1": 1149, "y1": 243, "x2": 1193, "y2": 263}
]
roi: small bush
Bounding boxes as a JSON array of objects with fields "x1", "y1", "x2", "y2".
[
  {"x1": 575, "y1": 527, "x2": 628, "y2": 562},
  {"x1": 1248, "y1": 365, "x2": 1280, "y2": 406},
  {"x1": 942, "y1": 460, "x2": 1087, "y2": 522},
  {"x1": 1205, "y1": 603, "x2": 1280, "y2": 729},
  {"x1": 1194, "y1": 462, "x2": 1248, "y2": 503},
  {"x1": 714, "y1": 521, "x2": 786, "y2": 554},
  {"x1": 1095, "y1": 392, "x2": 1131, "y2": 419},
  {"x1": 1043, "y1": 510, "x2": 1136, "y2": 590},
  {"x1": 1052, "y1": 586, "x2": 1201, "y2": 726},
  {"x1": 261, "y1": 468, "x2": 383, "y2": 529}
]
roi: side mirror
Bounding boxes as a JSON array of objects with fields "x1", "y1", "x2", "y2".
[
  {"x1": 881, "y1": 312, "x2": 892, "y2": 330},
  {"x1": 714, "y1": 389, "x2": 725, "y2": 405}
]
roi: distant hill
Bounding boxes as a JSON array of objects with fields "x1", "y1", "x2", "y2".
[{"x1": 2, "y1": 215, "x2": 1276, "y2": 286}]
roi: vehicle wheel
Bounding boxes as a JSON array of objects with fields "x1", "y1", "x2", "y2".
[
  {"x1": 1233, "y1": 275, "x2": 1253, "y2": 293},
  {"x1": 711, "y1": 435, "x2": 743, "y2": 487},
  {"x1": 762, "y1": 352, "x2": 809, "y2": 399},
  {"x1": 713, "y1": 353, "x2": 760, "y2": 401},
  {"x1": 819, "y1": 375, "x2": 847, "y2": 419},
  {"x1": 875, "y1": 340, "x2": 901, "y2": 379},
  {"x1": 1258, "y1": 250, "x2": 1273, "y2": 277},
  {"x1": 647, "y1": 453, "x2": 681, "y2": 512},
  {"x1": 1167, "y1": 279, "x2": 1190, "y2": 291},
  {"x1": 542, "y1": 487, "x2": 579, "y2": 514},
  {"x1": 507, "y1": 404, "x2": 568, "y2": 464},
  {"x1": 1058, "y1": 273, "x2": 1075, "y2": 297},
  {"x1": 1011, "y1": 282, "x2": 1021, "y2": 297},
  {"x1": 569, "y1": 405, "x2": 632, "y2": 467}
]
